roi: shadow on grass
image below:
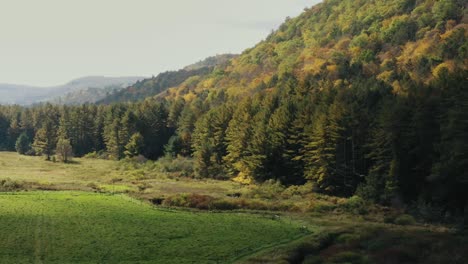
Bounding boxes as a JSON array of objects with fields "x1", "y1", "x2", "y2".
[
  {"x1": 244, "y1": 225, "x2": 468, "y2": 264},
  {"x1": 63, "y1": 160, "x2": 81, "y2": 165}
]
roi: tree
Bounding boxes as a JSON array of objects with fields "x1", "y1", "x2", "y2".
[
  {"x1": 32, "y1": 119, "x2": 57, "y2": 160},
  {"x1": 15, "y1": 132, "x2": 31, "y2": 155},
  {"x1": 104, "y1": 119, "x2": 123, "y2": 160},
  {"x1": 0, "y1": 114, "x2": 10, "y2": 150},
  {"x1": 56, "y1": 138, "x2": 73, "y2": 163},
  {"x1": 124, "y1": 133, "x2": 144, "y2": 158},
  {"x1": 192, "y1": 107, "x2": 231, "y2": 179},
  {"x1": 224, "y1": 98, "x2": 255, "y2": 180}
]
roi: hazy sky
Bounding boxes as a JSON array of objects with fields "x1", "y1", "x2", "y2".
[{"x1": 0, "y1": 0, "x2": 320, "y2": 86}]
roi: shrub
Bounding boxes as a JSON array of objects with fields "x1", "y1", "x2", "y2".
[
  {"x1": 245, "y1": 200, "x2": 270, "y2": 211},
  {"x1": 394, "y1": 214, "x2": 416, "y2": 226},
  {"x1": 156, "y1": 156, "x2": 194, "y2": 177},
  {"x1": 84, "y1": 151, "x2": 108, "y2": 159},
  {"x1": 162, "y1": 193, "x2": 215, "y2": 210},
  {"x1": 163, "y1": 193, "x2": 189, "y2": 207},
  {"x1": 86, "y1": 182, "x2": 101, "y2": 192},
  {"x1": 212, "y1": 199, "x2": 238, "y2": 210},
  {"x1": 281, "y1": 185, "x2": 302, "y2": 199},
  {"x1": 137, "y1": 182, "x2": 152, "y2": 192},
  {"x1": 0, "y1": 178, "x2": 23, "y2": 191},
  {"x1": 340, "y1": 195, "x2": 368, "y2": 215},
  {"x1": 248, "y1": 180, "x2": 285, "y2": 199},
  {"x1": 187, "y1": 194, "x2": 215, "y2": 210}
]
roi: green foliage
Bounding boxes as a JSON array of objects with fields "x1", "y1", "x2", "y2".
[
  {"x1": 15, "y1": 132, "x2": 30, "y2": 155},
  {"x1": 56, "y1": 137, "x2": 73, "y2": 163},
  {"x1": 32, "y1": 117, "x2": 57, "y2": 160},
  {"x1": 124, "y1": 132, "x2": 144, "y2": 158},
  {"x1": 394, "y1": 214, "x2": 417, "y2": 225},
  {"x1": 432, "y1": 0, "x2": 461, "y2": 21}
]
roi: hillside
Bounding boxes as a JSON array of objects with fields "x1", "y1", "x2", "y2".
[
  {"x1": 183, "y1": 54, "x2": 238, "y2": 71},
  {"x1": 163, "y1": 0, "x2": 467, "y2": 99},
  {"x1": 0, "y1": 76, "x2": 144, "y2": 105},
  {"x1": 99, "y1": 54, "x2": 238, "y2": 104},
  {"x1": 156, "y1": 0, "x2": 468, "y2": 212}
]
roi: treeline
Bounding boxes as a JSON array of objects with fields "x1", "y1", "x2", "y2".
[
  {"x1": 0, "y1": 100, "x2": 171, "y2": 161},
  {"x1": 1, "y1": 70, "x2": 467, "y2": 214}
]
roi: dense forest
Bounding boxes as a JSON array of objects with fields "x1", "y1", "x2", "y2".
[
  {"x1": 99, "y1": 54, "x2": 238, "y2": 104},
  {"x1": 0, "y1": 0, "x2": 467, "y2": 218}
]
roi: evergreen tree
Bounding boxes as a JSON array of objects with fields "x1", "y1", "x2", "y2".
[
  {"x1": 104, "y1": 119, "x2": 123, "y2": 160},
  {"x1": 0, "y1": 114, "x2": 9, "y2": 150},
  {"x1": 224, "y1": 98, "x2": 255, "y2": 181},
  {"x1": 32, "y1": 119, "x2": 57, "y2": 160},
  {"x1": 124, "y1": 133, "x2": 144, "y2": 158},
  {"x1": 15, "y1": 132, "x2": 31, "y2": 155}
]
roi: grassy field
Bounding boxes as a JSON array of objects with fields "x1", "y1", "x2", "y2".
[
  {"x1": 1, "y1": 152, "x2": 466, "y2": 263},
  {"x1": 0, "y1": 152, "x2": 244, "y2": 197},
  {"x1": 0, "y1": 191, "x2": 307, "y2": 263}
]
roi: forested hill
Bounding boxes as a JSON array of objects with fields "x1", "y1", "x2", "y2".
[
  {"x1": 98, "y1": 54, "x2": 238, "y2": 104},
  {"x1": 162, "y1": 0, "x2": 467, "y2": 100},
  {"x1": 0, "y1": 0, "x2": 467, "y2": 218}
]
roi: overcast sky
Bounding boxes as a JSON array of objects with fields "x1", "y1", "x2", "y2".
[{"x1": 0, "y1": 0, "x2": 320, "y2": 86}]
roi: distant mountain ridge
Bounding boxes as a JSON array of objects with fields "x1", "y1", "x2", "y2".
[{"x1": 0, "y1": 76, "x2": 144, "y2": 105}]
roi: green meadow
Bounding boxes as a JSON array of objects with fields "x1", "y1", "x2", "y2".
[
  {"x1": 0, "y1": 191, "x2": 305, "y2": 263},
  {"x1": 0, "y1": 152, "x2": 466, "y2": 263}
]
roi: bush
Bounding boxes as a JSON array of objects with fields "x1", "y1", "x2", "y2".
[
  {"x1": 0, "y1": 178, "x2": 23, "y2": 191},
  {"x1": 248, "y1": 180, "x2": 285, "y2": 199},
  {"x1": 342, "y1": 195, "x2": 368, "y2": 214},
  {"x1": 281, "y1": 182, "x2": 314, "y2": 199},
  {"x1": 84, "y1": 151, "x2": 108, "y2": 159},
  {"x1": 394, "y1": 214, "x2": 416, "y2": 226},
  {"x1": 86, "y1": 182, "x2": 101, "y2": 192},
  {"x1": 156, "y1": 156, "x2": 194, "y2": 177},
  {"x1": 212, "y1": 199, "x2": 239, "y2": 210},
  {"x1": 162, "y1": 193, "x2": 215, "y2": 210}
]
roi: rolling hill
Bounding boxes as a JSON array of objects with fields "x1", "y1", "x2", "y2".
[
  {"x1": 98, "y1": 54, "x2": 238, "y2": 104},
  {"x1": 0, "y1": 76, "x2": 144, "y2": 105}
]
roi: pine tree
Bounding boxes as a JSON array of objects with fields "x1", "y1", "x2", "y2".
[
  {"x1": 120, "y1": 110, "x2": 136, "y2": 149},
  {"x1": 224, "y1": 98, "x2": 255, "y2": 181},
  {"x1": 303, "y1": 101, "x2": 345, "y2": 194},
  {"x1": 104, "y1": 119, "x2": 122, "y2": 160},
  {"x1": 283, "y1": 101, "x2": 313, "y2": 185},
  {"x1": 32, "y1": 119, "x2": 57, "y2": 160},
  {"x1": 0, "y1": 113, "x2": 10, "y2": 150},
  {"x1": 267, "y1": 100, "x2": 295, "y2": 182},
  {"x1": 192, "y1": 106, "x2": 231, "y2": 178},
  {"x1": 124, "y1": 133, "x2": 144, "y2": 158},
  {"x1": 137, "y1": 100, "x2": 169, "y2": 159},
  {"x1": 176, "y1": 107, "x2": 197, "y2": 156}
]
